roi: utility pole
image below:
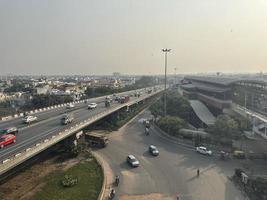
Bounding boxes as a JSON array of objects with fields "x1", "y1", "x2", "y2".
[
  {"x1": 174, "y1": 67, "x2": 177, "y2": 86},
  {"x1": 162, "y1": 48, "x2": 171, "y2": 116}
]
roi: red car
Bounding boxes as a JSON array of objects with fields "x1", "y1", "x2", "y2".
[{"x1": 0, "y1": 134, "x2": 16, "y2": 148}]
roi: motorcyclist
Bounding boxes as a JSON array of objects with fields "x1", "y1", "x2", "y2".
[
  {"x1": 109, "y1": 188, "x2": 115, "y2": 199},
  {"x1": 115, "y1": 175, "x2": 120, "y2": 186}
]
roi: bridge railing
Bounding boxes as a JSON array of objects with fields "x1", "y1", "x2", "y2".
[{"x1": 0, "y1": 89, "x2": 163, "y2": 175}]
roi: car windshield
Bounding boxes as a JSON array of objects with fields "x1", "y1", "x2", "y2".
[{"x1": 129, "y1": 157, "x2": 137, "y2": 162}]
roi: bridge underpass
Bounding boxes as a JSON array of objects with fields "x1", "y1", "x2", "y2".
[{"x1": 0, "y1": 87, "x2": 163, "y2": 177}]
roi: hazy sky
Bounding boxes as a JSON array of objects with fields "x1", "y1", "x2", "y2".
[{"x1": 0, "y1": 0, "x2": 267, "y2": 75}]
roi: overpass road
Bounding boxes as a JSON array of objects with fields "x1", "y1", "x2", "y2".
[
  {"x1": 96, "y1": 111, "x2": 245, "y2": 200},
  {"x1": 0, "y1": 87, "x2": 162, "y2": 163}
]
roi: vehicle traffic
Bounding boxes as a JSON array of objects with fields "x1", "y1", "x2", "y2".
[
  {"x1": 0, "y1": 127, "x2": 18, "y2": 135},
  {"x1": 127, "y1": 155, "x2": 140, "y2": 167},
  {"x1": 88, "y1": 102, "x2": 97, "y2": 109},
  {"x1": 23, "y1": 115, "x2": 37, "y2": 124},
  {"x1": 61, "y1": 114, "x2": 74, "y2": 125},
  {"x1": 0, "y1": 134, "x2": 16, "y2": 148},
  {"x1": 196, "y1": 146, "x2": 212, "y2": 156},
  {"x1": 85, "y1": 132, "x2": 109, "y2": 148},
  {"x1": 66, "y1": 103, "x2": 75, "y2": 109},
  {"x1": 149, "y1": 145, "x2": 159, "y2": 156}
]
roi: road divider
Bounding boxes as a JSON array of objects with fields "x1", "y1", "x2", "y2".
[{"x1": 0, "y1": 88, "x2": 164, "y2": 176}]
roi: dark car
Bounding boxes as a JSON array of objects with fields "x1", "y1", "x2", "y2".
[{"x1": 0, "y1": 127, "x2": 18, "y2": 135}]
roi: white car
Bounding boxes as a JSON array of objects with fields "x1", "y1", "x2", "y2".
[
  {"x1": 66, "y1": 103, "x2": 75, "y2": 109},
  {"x1": 127, "y1": 155, "x2": 140, "y2": 167},
  {"x1": 23, "y1": 115, "x2": 37, "y2": 124},
  {"x1": 88, "y1": 103, "x2": 97, "y2": 109},
  {"x1": 149, "y1": 145, "x2": 159, "y2": 156},
  {"x1": 196, "y1": 146, "x2": 212, "y2": 156}
]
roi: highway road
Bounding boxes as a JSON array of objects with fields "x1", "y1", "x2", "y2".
[
  {"x1": 96, "y1": 111, "x2": 245, "y2": 200},
  {"x1": 0, "y1": 87, "x2": 160, "y2": 162}
]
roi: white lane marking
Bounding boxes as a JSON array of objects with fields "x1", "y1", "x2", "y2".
[{"x1": 0, "y1": 126, "x2": 60, "y2": 157}]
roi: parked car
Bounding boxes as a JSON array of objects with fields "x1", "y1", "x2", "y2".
[
  {"x1": 127, "y1": 155, "x2": 140, "y2": 167},
  {"x1": 23, "y1": 115, "x2": 37, "y2": 124},
  {"x1": 66, "y1": 103, "x2": 75, "y2": 109},
  {"x1": 196, "y1": 146, "x2": 212, "y2": 155},
  {"x1": 88, "y1": 103, "x2": 97, "y2": 109},
  {"x1": 0, "y1": 134, "x2": 16, "y2": 148},
  {"x1": 149, "y1": 145, "x2": 159, "y2": 156},
  {"x1": 0, "y1": 127, "x2": 18, "y2": 135}
]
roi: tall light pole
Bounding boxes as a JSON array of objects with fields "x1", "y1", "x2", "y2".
[
  {"x1": 174, "y1": 67, "x2": 177, "y2": 85},
  {"x1": 162, "y1": 48, "x2": 171, "y2": 116}
]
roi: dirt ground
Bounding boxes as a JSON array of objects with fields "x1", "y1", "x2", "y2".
[{"x1": 0, "y1": 155, "x2": 82, "y2": 200}]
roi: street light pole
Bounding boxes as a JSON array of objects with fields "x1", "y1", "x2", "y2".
[
  {"x1": 174, "y1": 67, "x2": 177, "y2": 85},
  {"x1": 162, "y1": 48, "x2": 171, "y2": 116}
]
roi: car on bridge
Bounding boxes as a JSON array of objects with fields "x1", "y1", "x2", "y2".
[
  {"x1": 61, "y1": 114, "x2": 74, "y2": 125},
  {"x1": 149, "y1": 145, "x2": 159, "y2": 156},
  {"x1": 66, "y1": 103, "x2": 75, "y2": 109},
  {"x1": 23, "y1": 115, "x2": 37, "y2": 124},
  {"x1": 196, "y1": 146, "x2": 212, "y2": 156},
  {"x1": 0, "y1": 134, "x2": 16, "y2": 148},
  {"x1": 127, "y1": 155, "x2": 140, "y2": 167},
  {"x1": 88, "y1": 102, "x2": 97, "y2": 109},
  {"x1": 0, "y1": 127, "x2": 18, "y2": 135}
]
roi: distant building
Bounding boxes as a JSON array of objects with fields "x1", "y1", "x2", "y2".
[{"x1": 35, "y1": 85, "x2": 51, "y2": 95}]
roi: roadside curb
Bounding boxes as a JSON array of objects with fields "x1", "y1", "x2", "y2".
[
  {"x1": 152, "y1": 124, "x2": 195, "y2": 150},
  {"x1": 91, "y1": 151, "x2": 107, "y2": 200}
]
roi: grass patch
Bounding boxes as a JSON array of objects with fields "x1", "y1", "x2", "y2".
[{"x1": 31, "y1": 158, "x2": 103, "y2": 200}]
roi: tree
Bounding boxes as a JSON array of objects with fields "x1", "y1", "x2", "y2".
[
  {"x1": 209, "y1": 115, "x2": 240, "y2": 139},
  {"x1": 150, "y1": 91, "x2": 191, "y2": 120},
  {"x1": 23, "y1": 94, "x2": 73, "y2": 109},
  {"x1": 157, "y1": 115, "x2": 186, "y2": 137}
]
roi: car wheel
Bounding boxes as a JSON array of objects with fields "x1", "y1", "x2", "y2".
[{"x1": 0, "y1": 144, "x2": 4, "y2": 149}]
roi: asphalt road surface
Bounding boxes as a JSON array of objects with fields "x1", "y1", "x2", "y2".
[
  {"x1": 0, "y1": 87, "x2": 159, "y2": 162},
  {"x1": 96, "y1": 111, "x2": 245, "y2": 200}
]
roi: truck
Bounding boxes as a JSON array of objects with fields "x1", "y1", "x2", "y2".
[
  {"x1": 61, "y1": 114, "x2": 74, "y2": 125},
  {"x1": 85, "y1": 132, "x2": 109, "y2": 148},
  {"x1": 120, "y1": 95, "x2": 130, "y2": 104}
]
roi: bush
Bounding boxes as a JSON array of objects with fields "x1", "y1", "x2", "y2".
[{"x1": 61, "y1": 175, "x2": 78, "y2": 188}]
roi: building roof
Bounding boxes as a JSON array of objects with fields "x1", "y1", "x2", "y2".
[
  {"x1": 185, "y1": 75, "x2": 267, "y2": 86},
  {"x1": 189, "y1": 100, "x2": 216, "y2": 126}
]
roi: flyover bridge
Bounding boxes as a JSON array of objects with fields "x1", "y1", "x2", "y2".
[
  {"x1": 189, "y1": 100, "x2": 216, "y2": 126},
  {"x1": 0, "y1": 86, "x2": 163, "y2": 176}
]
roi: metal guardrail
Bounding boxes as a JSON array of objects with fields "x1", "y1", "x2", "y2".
[{"x1": 0, "y1": 89, "x2": 163, "y2": 175}]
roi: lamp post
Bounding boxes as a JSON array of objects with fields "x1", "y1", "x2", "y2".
[
  {"x1": 162, "y1": 48, "x2": 171, "y2": 116},
  {"x1": 174, "y1": 67, "x2": 177, "y2": 86}
]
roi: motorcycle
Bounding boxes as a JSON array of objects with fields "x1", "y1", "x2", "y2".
[
  {"x1": 109, "y1": 189, "x2": 115, "y2": 199},
  {"x1": 115, "y1": 175, "x2": 120, "y2": 186},
  {"x1": 145, "y1": 127, "x2": 150, "y2": 136}
]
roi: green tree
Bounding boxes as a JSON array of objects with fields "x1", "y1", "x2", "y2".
[
  {"x1": 23, "y1": 94, "x2": 73, "y2": 109},
  {"x1": 209, "y1": 115, "x2": 240, "y2": 139},
  {"x1": 157, "y1": 115, "x2": 186, "y2": 137},
  {"x1": 150, "y1": 91, "x2": 191, "y2": 120}
]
